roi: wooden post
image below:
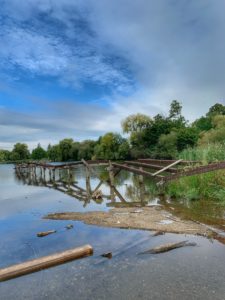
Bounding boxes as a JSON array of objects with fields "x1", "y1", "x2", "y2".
[
  {"x1": 52, "y1": 168, "x2": 55, "y2": 182},
  {"x1": 108, "y1": 161, "x2": 115, "y2": 201},
  {"x1": 85, "y1": 166, "x2": 91, "y2": 199},
  {"x1": 139, "y1": 167, "x2": 145, "y2": 202},
  {"x1": 67, "y1": 168, "x2": 71, "y2": 190},
  {"x1": 0, "y1": 245, "x2": 93, "y2": 282}
]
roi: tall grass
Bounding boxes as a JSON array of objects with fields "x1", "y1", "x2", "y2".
[
  {"x1": 166, "y1": 143, "x2": 225, "y2": 201},
  {"x1": 166, "y1": 170, "x2": 225, "y2": 201},
  {"x1": 179, "y1": 143, "x2": 225, "y2": 163}
]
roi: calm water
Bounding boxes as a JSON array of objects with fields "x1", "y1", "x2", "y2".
[{"x1": 0, "y1": 164, "x2": 225, "y2": 300}]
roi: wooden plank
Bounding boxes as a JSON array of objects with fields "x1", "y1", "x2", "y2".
[
  {"x1": 138, "y1": 158, "x2": 199, "y2": 165},
  {"x1": 152, "y1": 159, "x2": 183, "y2": 176},
  {"x1": 112, "y1": 186, "x2": 127, "y2": 203},
  {"x1": 125, "y1": 161, "x2": 179, "y2": 173},
  {"x1": 0, "y1": 245, "x2": 93, "y2": 282},
  {"x1": 112, "y1": 163, "x2": 164, "y2": 179},
  {"x1": 164, "y1": 161, "x2": 225, "y2": 182}
]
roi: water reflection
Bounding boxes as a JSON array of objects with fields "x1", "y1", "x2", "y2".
[{"x1": 14, "y1": 164, "x2": 159, "y2": 208}]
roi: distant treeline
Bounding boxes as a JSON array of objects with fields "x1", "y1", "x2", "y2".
[{"x1": 1, "y1": 100, "x2": 225, "y2": 162}]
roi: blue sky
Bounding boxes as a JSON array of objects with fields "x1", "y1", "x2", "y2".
[{"x1": 1, "y1": 0, "x2": 225, "y2": 149}]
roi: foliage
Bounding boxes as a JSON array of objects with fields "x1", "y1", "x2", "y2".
[
  {"x1": 10, "y1": 143, "x2": 30, "y2": 161},
  {"x1": 47, "y1": 145, "x2": 62, "y2": 162},
  {"x1": 121, "y1": 113, "x2": 152, "y2": 133},
  {"x1": 206, "y1": 103, "x2": 225, "y2": 117},
  {"x1": 166, "y1": 170, "x2": 225, "y2": 201},
  {"x1": 59, "y1": 138, "x2": 74, "y2": 161},
  {"x1": 179, "y1": 143, "x2": 225, "y2": 163},
  {"x1": 198, "y1": 115, "x2": 225, "y2": 145},
  {"x1": 1, "y1": 101, "x2": 225, "y2": 167},
  {"x1": 78, "y1": 140, "x2": 97, "y2": 160},
  {"x1": 94, "y1": 132, "x2": 129, "y2": 160},
  {"x1": 31, "y1": 144, "x2": 47, "y2": 160}
]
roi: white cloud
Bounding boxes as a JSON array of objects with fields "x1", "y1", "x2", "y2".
[{"x1": 1, "y1": 0, "x2": 225, "y2": 148}]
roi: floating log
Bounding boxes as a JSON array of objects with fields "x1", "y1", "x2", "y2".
[
  {"x1": 37, "y1": 230, "x2": 56, "y2": 237},
  {"x1": 0, "y1": 244, "x2": 93, "y2": 282},
  {"x1": 139, "y1": 240, "x2": 196, "y2": 255}
]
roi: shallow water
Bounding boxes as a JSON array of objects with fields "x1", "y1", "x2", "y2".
[{"x1": 0, "y1": 164, "x2": 225, "y2": 300}]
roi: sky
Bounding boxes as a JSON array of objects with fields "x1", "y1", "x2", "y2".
[{"x1": 1, "y1": 0, "x2": 225, "y2": 150}]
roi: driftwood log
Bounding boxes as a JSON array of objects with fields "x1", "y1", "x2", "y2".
[
  {"x1": 139, "y1": 240, "x2": 196, "y2": 254},
  {"x1": 37, "y1": 230, "x2": 56, "y2": 237},
  {"x1": 0, "y1": 244, "x2": 93, "y2": 282}
]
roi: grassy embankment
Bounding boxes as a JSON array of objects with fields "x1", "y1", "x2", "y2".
[{"x1": 165, "y1": 143, "x2": 225, "y2": 202}]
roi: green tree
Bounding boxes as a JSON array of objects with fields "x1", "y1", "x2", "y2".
[
  {"x1": 59, "y1": 138, "x2": 74, "y2": 161},
  {"x1": 193, "y1": 116, "x2": 212, "y2": 132},
  {"x1": 31, "y1": 144, "x2": 47, "y2": 160},
  {"x1": 198, "y1": 115, "x2": 225, "y2": 145},
  {"x1": 48, "y1": 145, "x2": 62, "y2": 162},
  {"x1": 121, "y1": 113, "x2": 152, "y2": 133},
  {"x1": 176, "y1": 128, "x2": 198, "y2": 152},
  {"x1": 156, "y1": 131, "x2": 178, "y2": 159},
  {"x1": 206, "y1": 103, "x2": 225, "y2": 117},
  {"x1": 11, "y1": 143, "x2": 30, "y2": 161},
  {"x1": 94, "y1": 132, "x2": 129, "y2": 160},
  {"x1": 78, "y1": 140, "x2": 96, "y2": 160}
]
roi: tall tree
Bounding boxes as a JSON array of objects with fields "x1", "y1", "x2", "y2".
[
  {"x1": 31, "y1": 144, "x2": 47, "y2": 160},
  {"x1": 59, "y1": 138, "x2": 74, "y2": 161},
  {"x1": 121, "y1": 113, "x2": 152, "y2": 133},
  {"x1": 11, "y1": 143, "x2": 30, "y2": 160}
]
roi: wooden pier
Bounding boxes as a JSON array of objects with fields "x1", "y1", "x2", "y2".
[{"x1": 15, "y1": 158, "x2": 225, "y2": 199}]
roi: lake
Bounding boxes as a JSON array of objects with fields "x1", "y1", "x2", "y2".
[{"x1": 0, "y1": 164, "x2": 225, "y2": 300}]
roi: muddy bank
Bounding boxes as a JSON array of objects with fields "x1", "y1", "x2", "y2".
[{"x1": 45, "y1": 206, "x2": 213, "y2": 236}]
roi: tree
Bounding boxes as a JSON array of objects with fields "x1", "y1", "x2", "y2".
[
  {"x1": 59, "y1": 138, "x2": 74, "y2": 161},
  {"x1": 169, "y1": 100, "x2": 186, "y2": 128},
  {"x1": 31, "y1": 144, "x2": 47, "y2": 160},
  {"x1": 156, "y1": 131, "x2": 178, "y2": 159},
  {"x1": 47, "y1": 145, "x2": 62, "y2": 162},
  {"x1": 11, "y1": 143, "x2": 30, "y2": 160},
  {"x1": 121, "y1": 113, "x2": 152, "y2": 133},
  {"x1": 193, "y1": 116, "x2": 212, "y2": 132},
  {"x1": 206, "y1": 103, "x2": 225, "y2": 117},
  {"x1": 169, "y1": 100, "x2": 182, "y2": 119},
  {"x1": 176, "y1": 128, "x2": 198, "y2": 152},
  {"x1": 94, "y1": 132, "x2": 129, "y2": 160},
  {"x1": 198, "y1": 115, "x2": 225, "y2": 145},
  {"x1": 78, "y1": 140, "x2": 96, "y2": 160}
]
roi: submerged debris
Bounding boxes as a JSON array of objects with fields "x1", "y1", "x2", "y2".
[
  {"x1": 65, "y1": 224, "x2": 74, "y2": 230},
  {"x1": 101, "y1": 252, "x2": 112, "y2": 259},
  {"x1": 37, "y1": 230, "x2": 56, "y2": 237},
  {"x1": 139, "y1": 240, "x2": 197, "y2": 254},
  {"x1": 152, "y1": 231, "x2": 165, "y2": 237}
]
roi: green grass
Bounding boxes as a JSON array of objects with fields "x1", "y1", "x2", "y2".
[
  {"x1": 166, "y1": 143, "x2": 225, "y2": 201},
  {"x1": 179, "y1": 143, "x2": 225, "y2": 163},
  {"x1": 166, "y1": 170, "x2": 225, "y2": 202}
]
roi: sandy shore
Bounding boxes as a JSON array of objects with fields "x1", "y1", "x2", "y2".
[{"x1": 45, "y1": 206, "x2": 213, "y2": 236}]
